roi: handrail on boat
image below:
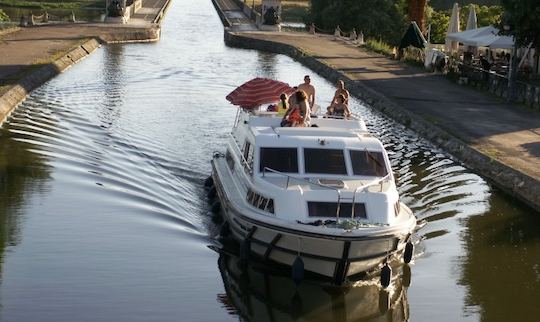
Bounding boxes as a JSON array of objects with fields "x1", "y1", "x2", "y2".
[
  {"x1": 228, "y1": 133, "x2": 253, "y2": 175},
  {"x1": 262, "y1": 167, "x2": 344, "y2": 221},
  {"x1": 263, "y1": 167, "x2": 393, "y2": 223}
]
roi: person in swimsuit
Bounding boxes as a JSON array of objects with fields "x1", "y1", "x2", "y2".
[
  {"x1": 327, "y1": 94, "x2": 351, "y2": 118},
  {"x1": 297, "y1": 75, "x2": 316, "y2": 109},
  {"x1": 327, "y1": 80, "x2": 349, "y2": 113}
]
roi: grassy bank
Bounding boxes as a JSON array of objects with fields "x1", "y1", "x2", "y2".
[
  {"x1": 250, "y1": 0, "x2": 309, "y2": 22},
  {"x1": 0, "y1": 0, "x2": 104, "y2": 10}
]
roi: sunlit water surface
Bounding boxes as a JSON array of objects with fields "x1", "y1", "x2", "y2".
[{"x1": 1, "y1": 1, "x2": 539, "y2": 321}]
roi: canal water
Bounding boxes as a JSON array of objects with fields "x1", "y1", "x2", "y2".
[{"x1": 1, "y1": 0, "x2": 539, "y2": 321}]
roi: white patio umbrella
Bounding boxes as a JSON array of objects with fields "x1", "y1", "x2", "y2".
[
  {"x1": 488, "y1": 35, "x2": 514, "y2": 49},
  {"x1": 447, "y1": 26, "x2": 514, "y2": 49},
  {"x1": 447, "y1": 26, "x2": 497, "y2": 44},
  {"x1": 466, "y1": 4, "x2": 477, "y2": 30},
  {"x1": 445, "y1": 3, "x2": 460, "y2": 53}
]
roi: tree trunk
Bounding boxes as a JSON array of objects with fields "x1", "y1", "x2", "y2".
[{"x1": 408, "y1": 0, "x2": 426, "y2": 32}]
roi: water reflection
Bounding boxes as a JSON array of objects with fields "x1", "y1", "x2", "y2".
[
  {"x1": 98, "y1": 44, "x2": 125, "y2": 129},
  {"x1": 216, "y1": 248, "x2": 410, "y2": 322},
  {"x1": 460, "y1": 193, "x2": 540, "y2": 321},
  {"x1": 0, "y1": 125, "x2": 51, "y2": 276}
]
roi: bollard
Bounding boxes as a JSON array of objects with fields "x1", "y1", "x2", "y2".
[
  {"x1": 358, "y1": 31, "x2": 365, "y2": 45},
  {"x1": 350, "y1": 28, "x2": 357, "y2": 42},
  {"x1": 28, "y1": 13, "x2": 35, "y2": 26},
  {"x1": 334, "y1": 25, "x2": 341, "y2": 38}
]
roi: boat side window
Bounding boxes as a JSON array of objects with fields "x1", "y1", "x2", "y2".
[
  {"x1": 246, "y1": 188, "x2": 275, "y2": 214},
  {"x1": 259, "y1": 148, "x2": 298, "y2": 173},
  {"x1": 304, "y1": 148, "x2": 347, "y2": 175},
  {"x1": 307, "y1": 202, "x2": 367, "y2": 219},
  {"x1": 349, "y1": 150, "x2": 388, "y2": 177},
  {"x1": 242, "y1": 141, "x2": 254, "y2": 168}
]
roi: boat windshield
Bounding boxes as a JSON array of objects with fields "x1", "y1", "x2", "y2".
[
  {"x1": 349, "y1": 150, "x2": 388, "y2": 177},
  {"x1": 304, "y1": 148, "x2": 347, "y2": 175},
  {"x1": 259, "y1": 147, "x2": 298, "y2": 173}
]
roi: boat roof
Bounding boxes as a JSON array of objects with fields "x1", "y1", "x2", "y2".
[
  {"x1": 242, "y1": 112, "x2": 384, "y2": 150},
  {"x1": 251, "y1": 126, "x2": 384, "y2": 150}
]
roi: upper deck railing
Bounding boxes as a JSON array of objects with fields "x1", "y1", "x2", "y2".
[{"x1": 262, "y1": 167, "x2": 392, "y2": 223}]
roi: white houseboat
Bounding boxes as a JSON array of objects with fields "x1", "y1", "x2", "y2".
[{"x1": 208, "y1": 84, "x2": 417, "y2": 285}]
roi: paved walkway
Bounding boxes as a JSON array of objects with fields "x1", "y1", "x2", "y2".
[
  {"x1": 0, "y1": 0, "x2": 167, "y2": 94},
  {"x1": 214, "y1": 0, "x2": 540, "y2": 192},
  {"x1": 214, "y1": 0, "x2": 257, "y2": 31}
]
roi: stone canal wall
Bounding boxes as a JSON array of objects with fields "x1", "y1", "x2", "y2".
[
  {"x1": 224, "y1": 31, "x2": 540, "y2": 212},
  {"x1": 0, "y1": 27, "x2": 160, "y2": 126},
  {"x1": 0, "y1": 38, "x2": 101, "y2": 125}
]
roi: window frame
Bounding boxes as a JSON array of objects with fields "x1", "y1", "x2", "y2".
[
  {"x1": 303, "y1": 148, "x2": 348, "y2": 175},
  {"x1": 258, "y1": 147, "x2": 299, "y2": 174},
  {"x1": 348, "y1": 149, "x2": 389, "y2": 177}
]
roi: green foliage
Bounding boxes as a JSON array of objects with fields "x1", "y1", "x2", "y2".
[
  {"x1": 460, "y1": 4, "x2": 502, "y2": 30},
  {"x1": 500, "y1": 0, "x2": 540, "y2": 48},
  {"x1": 430, "y1": 0, "x2": 500, "y2": 10},
  {"x1": 307, "y1": 0, "x2": 408, "y2": 45},
  {"x1": 0, "y1": 1, "x2": 102, "y2": 10},
  {"x1": 425, "y1": 4, "x2": 502, "y2": 44},
  {"x1": 363, "y1": 38, "x2": 394, "y2": 56},
  {"x1": 427, "y1": 9, "x2": 449, "y2": 43},
  {"x1": 0, "y1": 9, "x2": 9, "y2": 22}
]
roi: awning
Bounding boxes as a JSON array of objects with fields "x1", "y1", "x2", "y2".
[
  {"x1": 226, "y1": 77, "x2": 296, "y2": 108},
  {"x1": 447, "y1": 26, "x2": 514, "y2": 49}
]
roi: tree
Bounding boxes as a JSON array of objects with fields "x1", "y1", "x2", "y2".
[
  {"x1": 307, "y1": 0, "x2": 408, "y2": 45},
  {"x1": 499, "y1": 0, "x2": 540, "y2": 102},
  {"x1": 408, "y1": 0, "x2": 427, "y2": 31},
  {"x1": 425, "y1": 7, "x2": 449, "y2": 43}
]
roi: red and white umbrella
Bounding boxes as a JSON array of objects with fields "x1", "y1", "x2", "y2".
[{"x1": 226, "y1": 77, "x2": 296, "y2": 108}]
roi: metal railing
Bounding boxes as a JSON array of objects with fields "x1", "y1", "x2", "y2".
[
  {"x1": 228, "y1": 133, "x2": 252, "y2": 175},
  {"x1": 262, "y1": 166, "x2": 392, "y2": 223},
  {"x1": 448, "y1": 59, "x2": 540, "y2": 109}
]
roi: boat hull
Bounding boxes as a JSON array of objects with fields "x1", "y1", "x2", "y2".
[{"x1": 211, "y1": 158, "x2": 416, "y2": 284}]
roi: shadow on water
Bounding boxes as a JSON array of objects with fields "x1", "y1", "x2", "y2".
[
  {"x1": 215, "y1": 246, "x2": 411, "y2": 322},
  {"x1": 460, "y1": 192, "x2": 540, "y2": 321},
  {"x1": 0, "y1": 125, "x2": 51, "y2": 280}
]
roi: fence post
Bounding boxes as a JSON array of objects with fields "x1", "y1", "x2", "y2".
[{"x1": 28, "y1": 13, "x2": 35, "y2": 26}]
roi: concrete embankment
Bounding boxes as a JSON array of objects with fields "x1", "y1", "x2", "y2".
[
  {"x1": 0, "y1": 38, "x2": 101, "y2": 124},
  {"x1": 221, "y1": 29, "x2": 540, "y2": 212},
  {"x1": 0, "y1": 15, "x2": 163, "y2": 126}
]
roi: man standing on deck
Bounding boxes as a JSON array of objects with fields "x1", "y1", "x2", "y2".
[{"x1": 298, "y1": 75, "x2": 316, "y2": 109}]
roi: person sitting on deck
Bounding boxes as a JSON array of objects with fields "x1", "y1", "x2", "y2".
[
  {"x1": 276, "y1": 93, "x2": 289, "y2": 116},
  {"x1": 327, "y1": 80, "x2": 349, "y2": 112},
  {"x1": 282, "y1": 90, "x2": 310, "y2": 127},
  {"x1": 326, "y1": 94, "x2": 351, "y2": 118}
]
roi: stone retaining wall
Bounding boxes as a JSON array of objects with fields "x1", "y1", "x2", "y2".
[
  {"x1": 0, "y1": 38, "x2": 101, "y2": 126},
  {"x1": 224, "y1": 31, "x2": 540, "y2": 212}
]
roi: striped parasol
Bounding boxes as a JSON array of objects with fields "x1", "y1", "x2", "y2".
[{"x1": 226, "y1": 77, "x2": 296, "y2": 108}]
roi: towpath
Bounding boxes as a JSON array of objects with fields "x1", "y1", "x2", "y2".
[
  {"x1": 214, "y1": 0, "x2": 540, "y2": 210},
  {"x1": 0, "y1": 0, "x2": 170, "y2": 95}
]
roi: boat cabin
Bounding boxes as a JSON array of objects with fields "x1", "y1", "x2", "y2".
[{"x1": 226, "y1": 109, "x2": 400, "y2": 226}]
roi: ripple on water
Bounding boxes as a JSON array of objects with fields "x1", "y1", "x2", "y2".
[{"x1": 3, "y1": 94, "x2": 212, "y2": 237}]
